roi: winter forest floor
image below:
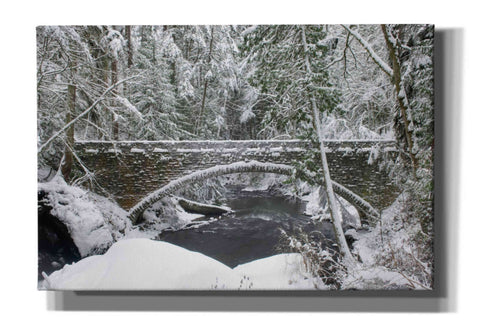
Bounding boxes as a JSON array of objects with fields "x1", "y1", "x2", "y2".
[{"x1": 38, "y1": 173, "x2": 431, "y2": 290}]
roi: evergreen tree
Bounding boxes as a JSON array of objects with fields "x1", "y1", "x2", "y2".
[{"x1": 244, "y1": 25, "x2": 354, "y2": 263}]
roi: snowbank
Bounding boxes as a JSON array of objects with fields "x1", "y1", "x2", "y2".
[
  {"x1": 234, "y1": 253, "x2": 328, "y2": 290},
  {"x1": 38, "y1": 177, "x2": 130, "y2": 257},
  {"x1": 38, "y1": 177, "x2": 206, "y2": 255},
  {"x1": 43, "y1": 239, "x2": 319, "y2": 290},
  {"x1": 344, "y1": 193, "x2": 432, "y2": 289}
]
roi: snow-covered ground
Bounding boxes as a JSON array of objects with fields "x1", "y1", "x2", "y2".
[
  {"x1": 38, "y1": 176, "x2": 203, "y2": 257},
  {"x1": 38, "y1": 174, "x2": 429, "y2": 291},
  {"x1": 38, "y1": 174, "x2": 333, "y2": 290},
  {"x1": 41, "y1": 238, "x2": 318, "y2": 290},
  {"x1": 343, "y1": 193, "x2": 432, "y2": 290}
]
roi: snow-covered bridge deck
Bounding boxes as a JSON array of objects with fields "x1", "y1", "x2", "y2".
[{"x1": 75, "y1": 139, "x2": 399, "y2": 221}]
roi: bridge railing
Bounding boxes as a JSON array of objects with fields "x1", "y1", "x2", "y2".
[{"x1": 74, "y1": 139, "x2": 397, "y2": 155}]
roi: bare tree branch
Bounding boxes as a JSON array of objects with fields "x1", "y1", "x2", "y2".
[
  {"x1": 341, "y1": 25, "x2": 393, "y2": 78},
  {"x1": 38, "y1": 74, "x2": 140, "y2": 154}
]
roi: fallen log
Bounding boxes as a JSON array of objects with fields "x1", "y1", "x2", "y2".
[{"x1": 176, "y1": 197, "x2": 232, "y2": 216}]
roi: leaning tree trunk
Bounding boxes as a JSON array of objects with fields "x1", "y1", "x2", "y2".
[
  {"x1": 300, "y1": 26, "x2": 355, "y2": 264},
  {"x1": 311, "y1": 99, "x2": 355, "y2": 265}
]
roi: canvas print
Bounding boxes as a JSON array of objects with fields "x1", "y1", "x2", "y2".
[{"x1": 37, "y1": 25, "x2": 434, "y2": 290}]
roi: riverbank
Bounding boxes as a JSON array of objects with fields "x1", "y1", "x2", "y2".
[
  {"x1": 40, "y1": 238, "x2": 326, "y2": 290},
  {"x1": 38, "y1": 174, "x2": 430, "y2": 290}
]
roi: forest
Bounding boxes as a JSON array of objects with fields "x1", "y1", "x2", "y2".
[{"x1": 37, "y1": 25, "x2": 434, "y2": 290}]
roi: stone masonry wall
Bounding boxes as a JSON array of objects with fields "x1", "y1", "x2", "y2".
[{"x1": 75, "y1": 140, "x2": 398, "y2": 212}]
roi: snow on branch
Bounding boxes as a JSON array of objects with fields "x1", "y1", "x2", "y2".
[
  {"x1": 341, "y1": 25, "x2": 393, "y2": 78},
  {"x1": 117, "y1": 96, "x2": 143, "y2": 120},
  {"x1": 128, "y1": 161, "x2": 292, "y2": 223},
  {"x1": 37, "y1": 74, "x2": 140, "y2": 154},
  {"x1": 128, "y1": 161, "x2": 381, "y2": 225},
  {"x1": 331, "y1": 181, "x2": 380, "y2": 221}
]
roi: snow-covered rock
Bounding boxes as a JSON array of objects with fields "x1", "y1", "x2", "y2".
[
  {"x1": 303, "y1": 187, "x2": 360, "y2": 229},
  {"x1": 37, "y1": 177, "x2": 206, "y2": 257},
  {"x1": 38, "y1": 177, "x2": 130, "y2": 257}
]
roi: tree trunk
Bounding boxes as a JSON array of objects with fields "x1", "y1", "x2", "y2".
[
  {"x1": 300, "y1": 26, "x2": 354, "y2": 264},
  {"x1": 111, "y1": 58, "x2": 119, "y2": 140},
  {"x1": 196, "y1": 26, "x2": 215, "y2": 135},
  {"x1": 311, "y1": 99, "x2": 355, "y2": 264},
  {"x1": 381, "y1": 24, "x2": 417, "y2": 176},
  {"x1": 125, "y1": 25, "x2": 133, "y2": 68},
  {"x1": 122, "y1": 26, "x2": 133, "y2": 121},
  {"x1": 61, "y1": 81, "x2": 76, "y2": 182}
]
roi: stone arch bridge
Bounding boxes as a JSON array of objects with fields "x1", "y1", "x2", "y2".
[{"x1": 75, "y1": 140, "x2": 399, "y2": 223}]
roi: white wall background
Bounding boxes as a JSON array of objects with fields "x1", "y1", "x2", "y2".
[{"x1": 0, "y1": 0, "x2": 476, "y2": 318}]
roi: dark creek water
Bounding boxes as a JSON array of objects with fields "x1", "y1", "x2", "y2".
[
  {"x1": 157, "y1": 186, "x2": 337, "y2": 268},
  {"x1": 37, "y1": 187, "x2": 340, "y2": 281}
]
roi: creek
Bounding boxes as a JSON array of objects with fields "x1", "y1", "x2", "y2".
[{"x1": 157, "y1": 186, "x2": 337, "y2": 268}]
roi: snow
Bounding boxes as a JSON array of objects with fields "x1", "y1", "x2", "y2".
[
  {"x1": 125, "y1": 197, "x2": 205, "y2": 239},
  {"x1": 303, "y1": 187, "x2": 327, "y2": 217},
  {"x1": 176, "y1": 148, "x2": 202, "y2": 152},
  {"x1": 367, "y1": 145, "x2": 380, "y2": 164},
  {"x1": 38, "y1": 177, "x2": 130, "y2": 257},
  {"x1": 75, "y1": 138, "x2": 393, "y2": 144},
  {"x1": 338, "y1": 147, "x2": 354, "y2": 153},
  {"x1": 128, "y1": 161, "x2": 293, "y2": 222},
  {"x1": 344, "y1": 193, "x2": 432, "y2": 290},
  {"x1": 342, "y1": 264, "x2": 414, "y2": 290},
  {"x1": 234, "y1": 253, "x2": 328, "y2": 290},
  {"x1": 117, "y1": 96, "x2": 143, "y2": 119},
  {"x1": 303, "y1": 187, "x2": 360, "y2": 228},
  {"x1": 242, "y1": 184, "x2": 269, "y2": 192},
  {"x1": 43, "y1": 239, "x2": 322, "y2": 290},
  {"x1": 285, "y1": 147, "x2": 305, "y2": 152},
  {"x1": 342, "y1": 25, "x2": 394, "y2": 78},
  {"x1": 239, "y1": 111, "x2": 254, "y2": 125},
  {"x1": 153, "y1": 148, "x2": 169, "y2": 153},
  {"x1": 241, "y1": 25, "x2": 258, "y2": 36},
  {"x1": 175, "y1": 196, "x2": 232, "y2": 213},
  {"x1": 44, "y1": 239, "x2": 240, "y2": 290}
]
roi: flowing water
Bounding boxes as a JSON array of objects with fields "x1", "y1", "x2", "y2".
[{"x1": 157, "y1": 186, "x2": 337, "y2": 268}]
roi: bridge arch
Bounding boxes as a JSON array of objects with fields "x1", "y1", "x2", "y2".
[{"x1": 127, "y1": 160, "x2": 380, "y2": 225}]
